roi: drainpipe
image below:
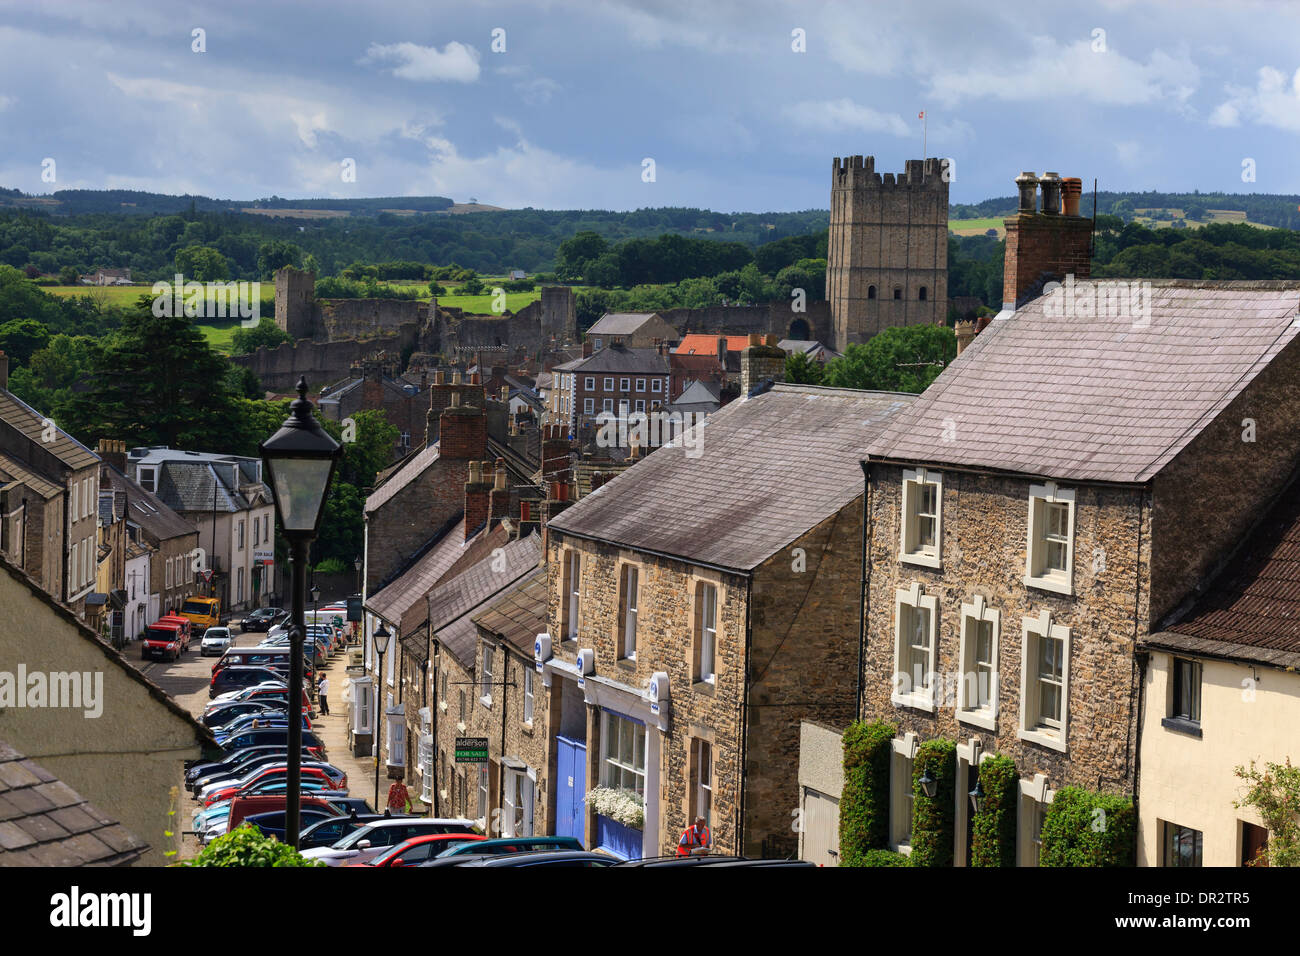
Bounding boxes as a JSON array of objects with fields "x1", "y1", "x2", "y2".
[
  {"x1": 499, "y1": 642, "x2": 508, "y2": 834},
  {"x1": 431, "y1": 641, "x2": 440, "y2": 818},
  {"x1": 737, "y1": 581, "x2": 753, "y2": 856},
  {"x1": 856, "y1": 460, "x2": 873, "y2": 723}
]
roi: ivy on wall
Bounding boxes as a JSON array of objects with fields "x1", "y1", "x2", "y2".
[
  {"x1": 838, "y1": 720, "x2": 896, "y2": 866},
  {"x1": 970, "y1": 754, "x2": 1019, "y2": 867},
  {"x1": 909, "y1": 737, "x2": 957, "y2": 867},
  {"x1": 1040, "y1": 786, "x2": 1136, "y2": 867}
]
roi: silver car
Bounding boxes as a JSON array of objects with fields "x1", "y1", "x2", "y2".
[{"x1": 201, "y1": 627, "x2": 233, "y2": 657}]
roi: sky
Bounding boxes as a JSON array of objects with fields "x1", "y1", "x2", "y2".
[{"x1": 0, "y1": 0, "x2": 1297, "y2": 211}]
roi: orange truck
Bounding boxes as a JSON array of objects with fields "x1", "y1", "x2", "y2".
[
  {"x1": 180, "y1": 596, "x2": 221, "y2": 634},
  {"x1": 142, "y1": 614, "x2": 192, "y2": 662}
]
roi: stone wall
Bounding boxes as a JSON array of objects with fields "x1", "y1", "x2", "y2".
[
  {"x1": 231, "y1": 334, "x2": 418, "y2": 393},
  {"x1": 661, "y1": 300, "x2": 833, "y2": 345},
  {"x1": 862, "y1": 464, "x2": 1149, "y2": 796},
  {"x1": 320, "y1": 298, "x2": 428, "y2": 341}
]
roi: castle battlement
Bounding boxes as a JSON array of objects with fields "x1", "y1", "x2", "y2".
[{"x1": 832, "y1": 155, "x2": 944, "y2": 189}]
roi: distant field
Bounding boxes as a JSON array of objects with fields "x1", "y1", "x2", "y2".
[
  {"x1": 241, "y1": 207, "x2": 350, "y2": 219},
  {"x1": 43, "y1": 283, "x2": 276, "y2": 307},
  {"x1": 949, "y1": 218, "x2": 1006, "y2": 237},
  {"x1": 438, "y1": 291, "x2": 541, "y2": 314}
]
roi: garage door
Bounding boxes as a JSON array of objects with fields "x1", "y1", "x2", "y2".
[{"x1": 801, "y1": 788, "x2": 840, "y2": 867}]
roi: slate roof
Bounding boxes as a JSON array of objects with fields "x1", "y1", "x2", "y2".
[
  {"x1": 565, "y1": 347, "x2": 669, "y2": 376},
  {"x1": 472, "y1": 566, "x2": 548, "y2": 655},
  {"x1": 587, "y1": 313, "x2": 663, "y2": 336},
  {"x1": 0, "y1": 739, "x2": 147, "y2": 866},
  {"x1": 427, "y1": 533, "x2": 541, "y2": 666},
  {"x1": 670, "y1": 380, "x2": 721, "y2": 410},
  {"x1": 365, "y1": 442, "x2": 440, "y2": 514},
  {"x1": 866, "y1": 281, "x2": 1300, "y2": 484},
  {"x1": 0, "y1": 453, "x2": 60, "y2": 499},
  {"x1": 1145, "y1": 474, "x2": 1300, "y2": 669},
  {"x1": 101, "y1": 464, "x2": 195, "y2": 543},
  {"x1": 548, "y1": 384, "x2": 917, "y2": 571},
  {"x1": 0, "y1": 389, "x2": 99, "y2": 472}
]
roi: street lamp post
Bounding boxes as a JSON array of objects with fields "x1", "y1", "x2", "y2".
[
  {"x1": 310, "y1": 583, "x2": 321, "y2": 703},
  {"x1": 259, "y1": 377, "x2": 341, "y2": 850},
  {"x1": 354, "y1": 555, "x2": 362, "y2": 593},
  {"x1": 372, "y1": 621, "x2": 392, "y2": 813}
]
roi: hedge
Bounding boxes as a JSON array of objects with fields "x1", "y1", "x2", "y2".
[
  {"x1": 970, "y1": 754, "x2": 1019, "y2": 867},
  {"x1": 909, "y1": 738, "x2": 956, "y2": 866},
  {"x1": 861, "y1": 849, "x2": 910, "y2": 866},
  {"x1": 838, "y1": 719, "x2": 896, "y2": 866},
  {"x1": 1040, "y1": 786, "x2": 1136, "y2": 866}
]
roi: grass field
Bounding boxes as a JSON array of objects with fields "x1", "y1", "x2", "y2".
[
  {"x1": 948, "y1": 217, "x2": 1006, "y2": 237},
  {"x1": 43, "y1": 283, "x2": 277, "y2": 307}
]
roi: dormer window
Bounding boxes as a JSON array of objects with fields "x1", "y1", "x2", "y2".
[{"x1": 899, "y1": 468, "x2": 942, "y2": 569}]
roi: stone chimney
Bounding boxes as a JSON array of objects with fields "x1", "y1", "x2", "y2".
[
  {"x1": 464, "y1": 460, "x2": 493, "y2": 540},
  {"x1": 541, "y1": 424, "x2": 570, "y2": 484},
  {"x1": 582, "y1": 340, "x2": 593, "y2": 358},
  {"x1": 439, "y1": 392, "x2": 488, "y2": 461},
  {"x1": 954, "y1": 318, "x2": 979, "y2": 355},
  {"x1": 361, "y1": 359, "x2": 384, "y2": 408},
  {"x1": 1002, "y1": 170, "x2": 1092, "y2": 310},
  {"x1": 489, "y1": 458, "x2": 510, "y2": 525},
  {"x1": 96, "y1": 438, "x2": 127, "y2": 472},
  {"x1": 740, "y1": 333, "x2": 786, "y2": 398}
]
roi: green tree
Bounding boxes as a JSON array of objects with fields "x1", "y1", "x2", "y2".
[
  {"x1": 230, "y1": 316, "x2": 292, "y2": 355},
  {"x1": 555, "y1": 230, "x2": 609, "y2": 280},
  {"x1": 58, "y1": 266, "x2": 80, "y2": 285},
  {"x1": 183, "y1": 823, "x2": 326, "y2": 867},
  {"x1": 783, "y1": 350, "x2": 825, "y2": 385},
  {"x1": 823, "y1": 326, "x2": 957, "y2": 393},
  {"x1": 256, "y1": 240, "x2": 304, "y2": 278},
  {"x1": 175, "y1": 245, "x2": 231, "y2": 282},
  {"x1": 71, "y1": 302, "x2": 241, "y2": 449},
  {"x1": 0, "y1": 318, "x2": 52, "y2": 367},
  {"x1": 1234, "y1": 758, "x2": 1300, "y2": 867}
]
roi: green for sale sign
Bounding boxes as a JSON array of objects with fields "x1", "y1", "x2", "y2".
[{"x1": 455, "y1": 737, "x2": 489, "y2": 763}]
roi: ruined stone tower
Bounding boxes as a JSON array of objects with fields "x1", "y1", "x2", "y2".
[
  {"x1": 274, "y1": 266, "x2": 319, "y2": 340},
  {"x1": 827, "y1": 156, "x2": 949, "y2": 350}
]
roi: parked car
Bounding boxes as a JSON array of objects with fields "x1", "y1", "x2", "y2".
[
  {"x1": 199, "y1": 626, "x2": 233, "y2": 657},
  {"x1": 201, "y1": 701, "x2": 282, "y2": 730},
  {"x1": 209, "y1": 682, "x2": 311, "y2": 714},
  {"x1": 419, "y1": 835, "x2": 583, "y2": 866},
  {"x1": 348, "y1": 833, "x2": 486, "y2": 867},
  {"x1": 299, "y1": 818, "x2": 478, "y2": 866},
  {"x1": 188, "y1": 749, "x2": 316, "y2": 795},
  {"x1": 216, "y1": 726, "x2": 325, "y2": 757},
  {"x1": 209, "y1": 665, "x2": 286, "y2": 699},
  {"x1": 299, "y1": 812, "x2": 386, "y2": 850},
  {"x1": 243, "y1": 808, "x2": 345, "y2": 842},
  {"x1": 200, "y1": 765, "x2": 338, "y2": 806},
  {"x1": 241, "y1": 607, "x2": 286, "y2": 632},
  {"x1": 454, "y1": 850, "x2": 616, "y2": 868},
  {"x1": 185, "y1": 745, "x2": 312, "y2": 784},
  {"x1": 194, "y1": 757, "x2": 342, "y2": 802},
  {"x1": 141, "y1": 615, "x2": 191, "y2": 661}
]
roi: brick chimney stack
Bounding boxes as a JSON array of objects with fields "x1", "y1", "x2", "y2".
[
  {"x1": 439, "y1": 392, "x2": 488, "y2": 461},
  {"x1": 464, "y1": 460, "x2": 493, "y2": 540},
  {"x1": 489, "y1": 458, "x2": 510, "y2": 525},
  {"x1": 96, "y1": 438, "x2": 127, "y2": 472},
  {"x1": 541, "y1": 424, "x2": 570, "y2": 484},
  {"x1": 582, "y1": 339, "x2": 594, "y2": 358},
  {"x1": 740, "y1": 333, "x2": 786, "y2": 399},
  {"x1": 1002, "y1": 170, "x2": 1092, "y2": 310}
]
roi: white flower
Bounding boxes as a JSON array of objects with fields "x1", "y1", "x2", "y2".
[{"x1": 586, "y1": 786, "x2": 645, "y2": 828}]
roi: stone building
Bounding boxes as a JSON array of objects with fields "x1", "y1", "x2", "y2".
[
  {"x1": 827, "y1": 156, "x2": 949, "y2": 350},
  {"x1": 0, "y1": 354, "x2": 102, "y2": 618},
  {"x1": 848, "y1": 171, "x2": 1300, "y2": 866},
  {"x1": 584, "y1": 312, "x2": 678, "y2": 350},
  {"x1": 542, "y1": 378, "x2": 916, "y2": 859},
  {"x1": 318, "y1": 355, "x2": 429, "y2": 461}
]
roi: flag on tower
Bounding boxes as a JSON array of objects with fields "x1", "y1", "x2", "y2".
[{"x1": 918, "y1": 111, "x2": 925, "y2": 120}]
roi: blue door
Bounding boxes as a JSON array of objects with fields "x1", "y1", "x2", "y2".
[{"x1": 555, "y1": 735, "x2": 586, "y2": 844}]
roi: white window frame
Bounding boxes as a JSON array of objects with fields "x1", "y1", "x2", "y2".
[
  {"x1": 620, "y1": 564, "x2": 639, "y2": 660},
  {"x1": 419, "y1": 733, "x2": 434, "y2": 803},
  {"x1": 585, "y1": 376, "x2": 595, "y2": 390},
  {"x1": 620, "y1": 377, "x2": 631, "y2": 392},
  {"x1": 957, "y1": 595, "x2": 1000, "y2": 731},
  {"x1": 634, "y1": 399, "x2": 645, "y2": 413},
  {"x1": 889, "y1": 733, "x2": 918, "y2": 855},
  {"x1": 690, "y1": 738, "x2": 713, "y2": 827},
  {"x1": 651, "y1": 378, "x2": 663, "y2": 393},
  {"x1": 564, "y1": 549, "x2": 580, "y2": 641},
  {"x1": 504, "y1": 768, "x2": 535, "y2": 837},
  {"x1": 1025, "y1": 482, "x2": 1076, "y2": 595},
  {"x1": 476, "y1": 763, "x2": 489, "y2": 826},
  {"x1": 71, "y1": 482, "x2": 79, "y2": 523},
  {"x1": 139, "y1": 466, "x2": 157, "y2": 494},
  {"x1": 584, "y1": 398, "x2": 594, "y2": 415},
  {"x1": 1018, "y1": 610, "x2": 1071, "y2": 753},
  {"x1": 696, "y1": 581, "x2": 717, "y2": 684},
  {"x1": 522, "y1": 666, "x2": 534, "y2": 725},
  {"x1": 237, "y1": 520, "x2": 245, "y2": 551},
  {"x1": 603, "y1": 377, "x2": 614, "y2": 391},
  {"x1": 635, "y1": 378, "x2": 646, "y2": 392},
  {"x1": 480, "y1": 644, "x2": 494, "y2": 707},
  {"x1": 892, "y1": 583, "x2": 939, "y2": 712},
  {"x1": 603, "y1": 398, "x2": 613, "y2": 413},
  {"x1": 899, "y1": 467, "x2": 942, "y2": 569},
  {"x1": 600, "y1": 710, "x2": 647, "y2": 797}
]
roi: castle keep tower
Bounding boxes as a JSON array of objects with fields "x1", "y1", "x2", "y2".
[
  {"x1": 827, "y1": 156, "x2": 949, "y2": 350},
  {"x1": 274, "y1": 266, "x2": 319, "y2": 340}
]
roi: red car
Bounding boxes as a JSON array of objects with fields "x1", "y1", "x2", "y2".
[
  {"x1": 346, "y1": 833, "x2": 486, "y2": 867},
  {"x1": 202, "y1": 766, "x2": 335, "y2": 806}
]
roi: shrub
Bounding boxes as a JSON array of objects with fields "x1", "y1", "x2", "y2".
[
  {"x1": 182, "y1": 823, "x2": 326, "y2": 867},
  {"x1": 909, "y1": 738, "x2": 956, "y2": 866},
  {"x1": 970, "y1": 754, "x2": 1018, "y2": 867},
  {"x1": 838, "y1": 719, "x2": 896, "y2": 865},
  {"x1": 861, "y1": 849, "x2": 910, "y2": 866},
  {"x1": 312, "y1": 556, "x2": 348, "y2": 575},
  {"x1": 1039, "y1": 786, "x2": 1136, "y2": 866}
]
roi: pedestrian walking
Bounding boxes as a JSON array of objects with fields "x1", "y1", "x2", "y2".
[
  {"x1": 387, "y1": 777, "x2": 413, "y2": 814},
  {"x1": 318, "y1": 675, "x2": 330, "y2": 715}
]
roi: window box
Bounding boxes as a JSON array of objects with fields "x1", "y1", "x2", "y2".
[
  {"x1": 1025, "y1": 482, "x2": 1075, "y2": 595},
  {"x1": 899, "y1": 468, "x2": 942, "y2": 569},
  {"x1": 595, "y1": 813, "x2": 643, "y2": 860}
]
